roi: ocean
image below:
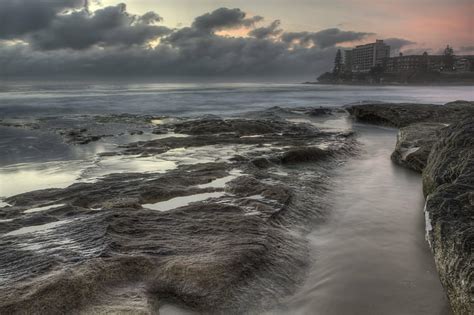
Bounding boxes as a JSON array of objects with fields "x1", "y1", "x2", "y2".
[{"x1": 1, "y1": 81, "x2": 473, "y2": 117}]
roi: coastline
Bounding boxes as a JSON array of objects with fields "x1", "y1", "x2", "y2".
[
  {"x1": 302, "y1": 81, "x2": 474, "y2": 87},
  {"x1": 0, "y1": 100, "x2": 472, "y2": 314}
]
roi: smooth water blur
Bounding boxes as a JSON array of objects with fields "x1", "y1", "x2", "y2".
[
  {"x1": 1, "y1": 81, "x2": 473, "y2": 117},
  {"x1": 277, "y1": 123, "x2": 451, "y2": 315}
]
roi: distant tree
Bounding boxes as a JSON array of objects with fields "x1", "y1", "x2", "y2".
[
  {"x1": 333, "y1": 49, "x2": 343, "y2": 75},
  {"x1": 317, "y1": 71, "x2": 336, "y2": 83},
  {"x1": 442, "y1": 45, "x2": 455, "y2": 71},
  {"x1": 421, "y1": 51, "x2": 429, "y2": 72},
  {"x1": 369, "y1": 64, "x2": 385, "y2": 83}
]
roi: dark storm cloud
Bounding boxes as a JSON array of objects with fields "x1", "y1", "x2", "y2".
[
  {"x1": 192, "y1": 8, "x2": 263, "y2": 31},
  {"x1": 281, "y1": 28, "x2": 374, "y2": 48},
  {"x1": 0, "y1": 0, "x2": 86, "y2": 39},
  {"x1": 28, "y1": 4, "x2": 171, "y2": 50},
  {"x1": 0, "y1": 3, "x2": 378, "y2": 77},
  {"x1": 384, "y1": 38, "x2": 416, "y2": 52},
  {"x1": 0, "y1": 36, "x2": 337, "y2": 77},
  {"x1": 249, "y1": 20, "x2": 282, "y2": 39},
  {"x1": 138, "y1": 11, "x2": 163, "y2": 24},
  {"x1": 314, "y1": 28, "x2": 375, "y2": 48},
  {"x1": 164, "y1": 8, "x2": 266, "y2": 45}
]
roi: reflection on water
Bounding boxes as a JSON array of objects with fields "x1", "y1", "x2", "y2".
[
  {"x1": 24, "y1": 204, "x2": 65, "y2": 214},
  {"x1": 0, "y1": 161, "x2": 84, "y2": 197},
  {"x1": 143, "y1": 192, "x2": 226, "y2": 212},
  {"x1": 198, "y1": 169, "x2": 242, "y2": 188},
  {"x1": 0, "y1": 126, "x2": 113, "y2": 167},
  {"x1": 0, "y1": 138, "x2": 270, "y2": 198},
  {"x1": 80, "y1": 155, "x2": 177, "y2": 179},
  {"x1": 0, "y1": 155, "x2": 179, "y2": 198},
  {"x1": 276, "y1": 123, "x2": 451, "y2": 315},
  {"x1": 151, "y1": 118, "x2": 181, "y2": 125},
  {"x1": 286, "y1": 117, "x2": 350, "y2": 131},
  {"x1": 4, "y1": 219, "x2": 73, "y2": 236}
]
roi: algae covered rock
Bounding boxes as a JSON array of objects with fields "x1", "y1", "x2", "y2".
[
  {"x1": 391, "y1": 122, "x2": 445, "y2": 173},
  {"x1": 423, "y1": 118, "x2": 474, "y2": 314},
  {"x1": 347, "y1": 101, "x2": 474, "y2": 128}
]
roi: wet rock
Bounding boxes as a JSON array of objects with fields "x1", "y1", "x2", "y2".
[
  {"x1": 391, "y1": 123, "x2": 445, "y2": 173},
  {"x1": 251, "y1": 157, "x2": 273, "y2": 169},
  {"x1": 58, "y1": 128, "x2": 110, "y2": 145},
  {"x1": 0, "y1": 120, "x2": 40, "y2": 130},
  {"x1": 152, "y1": 126, "x2": 168, "y2": 134},
  {"x1": 226, "y1": 176, "x2": 291, "y2": 206},
  {"x1": 240, "y1": 106, "x2": 296, "y2": 121},
  {"x1": 128, "y1": 129, "x2": 144, "y2": 135},
  {"x1": 4, "y1": 163, "x2": 231, "y2": 211},
  {"x1": 306, "y1": 107, "x2": 333, "y2": 116},
  {"x1": 101, "y1": 197, "x2": 142, "y2": 209},
  {"x1": 0, "y1": 255, "x2": 157, "y2": 315},
  {"x1": 0, "y1": 112, "x2": 356, "y2": 314},
  {"x1": 422, "y1": 118, "x2": 474, "y2": 314},
  {"x1": 173, "y1": 119, "x2": 283, "y2": 136},
  {"x1": 229, "y1": 155, "x2": 248, "y2": 163},
  {"x1": 0, "y1": 174, "x2": 305, "y2": 314},
  {"x1": 94, "y1": 113, "x2": 154, "y2": 124},
  {"x1": 280, "y1": 147, "x2": 330, "y2": 164},
  {"x1": 119, "y1": 118, "x2": 332, "y2": 158},
  {"x1": 347, "y1": 101, "x2": 474, "y2": 128}
]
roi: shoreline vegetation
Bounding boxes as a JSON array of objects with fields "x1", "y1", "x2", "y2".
[
  {"x1": 0, "y1": 101, "x2": 472, "y2": 314},
  {"x1": 307, "y1": 71, "x2": 474, "y2": 86},
  {"x1": 303, "y1": 80, "x2": 474, "y2": 86}
]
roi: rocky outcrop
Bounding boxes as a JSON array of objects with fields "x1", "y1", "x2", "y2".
[
  {"x1": 306, "y1": 107, "x2": 333, "y2": 116},
  {"x1": 391, "y1": 123, "x2": 445, "y2": 172},
  {"x1": 347, "y1": 100, "x2": 474, "y2": 128},
  {"x1": 280, "y1": 147, "x2": 331, "y2": 164},
  {"x1": 117, "y1": 118, "x2": 349, "y2": 159},
  {"x1": 58, "y1": 128, "x2": 111, "y2": 144},
  {"x1": 0, "y1": 111, "x2": 356, "y2": 314},
  {"x1": 173, "y1": 118, "x2": 283, "y2": 136},
  {"x1": 422, "y1": 118, "x2": 474, "y2": 314}
]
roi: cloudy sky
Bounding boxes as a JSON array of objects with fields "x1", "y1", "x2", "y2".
[{"x1": 0, "y1": 0, "x2": 472, "y2": 78}]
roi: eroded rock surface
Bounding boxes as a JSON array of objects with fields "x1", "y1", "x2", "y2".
[
  {"x1": 0, "y1": 108, "x2": 356, "y2": 314},
  {"x1": 391, "y1": 123, "x2": 445, "y2": 173},
  {"x1": 422, "y1": 118, "x2": 474, "y2": 315},
  {"x1": 347, "y1": 100, "x2": 474, "y2": 128}
]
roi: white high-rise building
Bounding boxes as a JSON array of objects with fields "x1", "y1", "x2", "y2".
[{"x1": 345, "y1": 40, "x2": 391, "y2": 72}]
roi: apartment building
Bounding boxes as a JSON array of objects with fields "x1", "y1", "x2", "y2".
[{"x1": 344, "y1": 40, "x2": 390, "y2": 72}]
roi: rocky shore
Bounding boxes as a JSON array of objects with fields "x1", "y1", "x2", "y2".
[
  {"x1": 0, "y1": 101, "x2": 471, "y2": 314},
  {"x1": 349, "y1": 101, "x2": 474, "y2": 314},
  {"x1": 0, "y1": 108, "x2": 356, "y2": 314}
]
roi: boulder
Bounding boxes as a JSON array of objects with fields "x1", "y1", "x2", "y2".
[
  {"x1": 391, "y1": 123, "x2": 445, "y2": 172},
  {"x1": 422, "y1": 118, "x2": 474, "y2": 314},
  {"x1": 280, "y1": 147, "x2": 330, "y2": 164},
  {"x1": 347, "y1": 101, "x2": 474, "y2": 128}
]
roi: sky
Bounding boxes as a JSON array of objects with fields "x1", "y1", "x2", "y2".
[{"x1": 0, "y1": 0, "x2": 472, "y2": 78}]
